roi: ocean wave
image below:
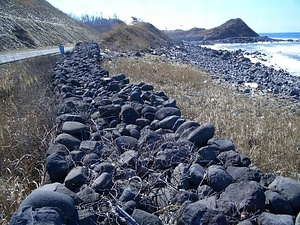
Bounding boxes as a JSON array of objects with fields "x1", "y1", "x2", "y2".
[{"x1": 208, "y1": 41, "x2": 300, "y2": 77}]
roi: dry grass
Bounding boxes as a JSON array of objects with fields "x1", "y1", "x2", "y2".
[
  {"x1": 100, "y1": 22, "x2": 171, "y2": 51},
  {"x1": 0, "y1": 56, "x2": 58, "y2": 224},
  {"x1": 102, "y1": 55, "x2": 300, "y2": 180}
]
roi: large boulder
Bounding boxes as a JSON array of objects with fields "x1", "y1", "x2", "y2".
[
  {"x1": 10, "y1": 187, "x2": 79, "y2": 224},
  {"x1": 177, "y1": 201, "x2": 228, "y2": 225},
  {"x1": 64, "y1": 166, "x2": 89, "y2": 191},
  {"x1": 226, "y1": 166, "x2": 262, "y2": 182},
  {"x1": 257, "y1": 212, "x2": 294, "y2": 225},
  {"x1": 268, "y1": 176, "x2": 300, "y2": 212},
  {"x1": 54, "y1": 133, "x2": 81, "y2": 151},
  {"x1": 62, "y1": 121, "x2": 88, "y2": 135},
  {"x1": 154, "y1": 141, "x2": 193, "y2": 169},
  {"x1": 155, "y1": 107, "x2": 181, "y2": 120},
  {"x1": 46, "y1": 153, "x2": 73, "y2": 183},
  {"x1": 187, "y1": 123, "x2": 215, "y2": 147},
  {"x1": 206, "y1": 165, "x2": 234, "y2": 192},
  {"x1": 217, "y1": 150, "x2": 251, "y2": 167},
  {"x1": 207, "y1": 137, "x2": 235, "y2": 152},
  {"x1": 132, "y1": 209, "x2": 163, "y2": 225},
  {"x1": 265, "y1": 190, "x2": 294, "y2": 215},
  {"x1": 219, "y1": 181, "x2": 265, "y2": 213},
  {"x1": 9, "y1": 206, "x2": 65, "y2": 225},
  {"x1": 120, "y1": 104, "x2": 140, "y2": 124}
]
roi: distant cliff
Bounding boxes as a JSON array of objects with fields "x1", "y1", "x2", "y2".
[{"x1": 164, "y1": 18, "x2": 259, "y2": 42}]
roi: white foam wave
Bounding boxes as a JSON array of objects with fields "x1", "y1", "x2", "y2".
[{"x1": 206, "y1": 42, "x2": 300, "y2": 76}]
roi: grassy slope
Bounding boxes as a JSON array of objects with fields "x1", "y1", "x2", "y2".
[
  {"x1": 103, "y1": 55, "x2": 299, "y2": 179},
  {"x1": 0, "y1": 0, "x2": 101, "y2": 52},
  {"x1": 100, "y1": 22, "x2": 173, "y2": 51}
]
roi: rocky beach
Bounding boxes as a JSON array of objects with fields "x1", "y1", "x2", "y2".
[
  {"x1": 145, "y1": 41, "x2": 300, "y2": 111},
  {"x1": 9, "y1": 42, "x2": 300, "y2": 225}
]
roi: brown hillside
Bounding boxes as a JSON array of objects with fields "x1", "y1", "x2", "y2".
[
  {"x1": 100, "y1": 22, "x2": 173, "y2": 51},
  {"x1": 203, "y1": 18, "x2": 259, "y2": 40},
  {"x1": 0, "y1": 0, "x2": 101, "y2": 52},
  {"x1": 165, "y1": 18, "x2": 259, "y2": 41}
]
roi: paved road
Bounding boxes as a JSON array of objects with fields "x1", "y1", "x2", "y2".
[{"x1": 0, "y1": 46, "x2": 73, "y2": 64}]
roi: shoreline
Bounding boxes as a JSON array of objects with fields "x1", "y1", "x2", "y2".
[{"x1": 143, "y1": 42, "x2": 300, "y2": 108}]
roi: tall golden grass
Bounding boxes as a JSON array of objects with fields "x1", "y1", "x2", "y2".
[
  {"x1": 102, "y1": 55, "x2": 300, "y2": 180},
  {"x1": 0, "y1": 55, "x2": 58, "y2": 224}
]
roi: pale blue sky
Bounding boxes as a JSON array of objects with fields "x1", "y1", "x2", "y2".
[{"x1": 46, "y1": 0, "x2": 300, "y2": 33}]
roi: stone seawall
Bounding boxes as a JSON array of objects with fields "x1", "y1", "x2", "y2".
[{"x1": 10, "y1": 42, "x2": 300, "y2": 225}]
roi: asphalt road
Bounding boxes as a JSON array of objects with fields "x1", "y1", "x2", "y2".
[{"x1": 0, "y1": 46, "x2": 73, "y2": 64}]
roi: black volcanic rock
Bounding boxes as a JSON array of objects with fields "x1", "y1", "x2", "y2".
[{"x1": 10, "y1": 42, "x2": 300, "y2": 225}]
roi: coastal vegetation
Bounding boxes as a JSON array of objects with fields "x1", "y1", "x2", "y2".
[
  {"x1": 0, "y1": 56, "x2": 58, "y2": 224},
  {"x1": 1, "y1": 1, "x2": 299, "y2": 224},
  {"x1": 103, "y1": 55, "x2": 300, "y2": 179}
]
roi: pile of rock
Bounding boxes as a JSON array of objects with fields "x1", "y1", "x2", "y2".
[{"x1": 10, "y1": 42, "x2": 300, "y2": 225}]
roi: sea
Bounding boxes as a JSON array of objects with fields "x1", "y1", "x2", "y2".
[{"x1": 207, "y1": 32, "x2": 300, "y2": 77}]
